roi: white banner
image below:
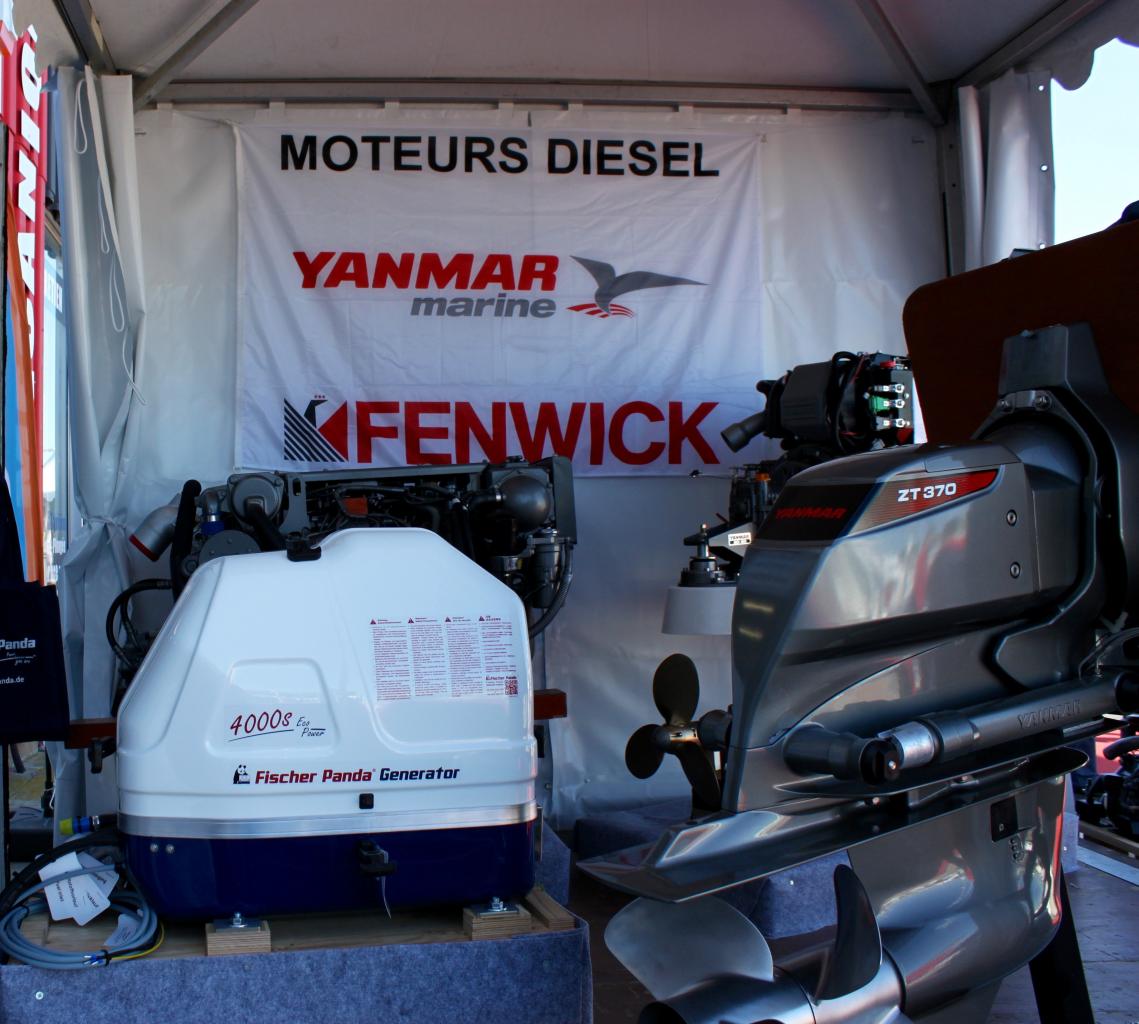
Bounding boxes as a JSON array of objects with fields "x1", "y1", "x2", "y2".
[{"x1": 236, "y1": 121, "x2": 763, "y2": 475}]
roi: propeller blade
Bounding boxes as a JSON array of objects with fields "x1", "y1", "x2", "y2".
[
  {"x1": 653, "y1": 653, "x2": 700, "y2": 724},
  {"x1": 814, "y1": 864, "x2": 883, "y2": 1001},
  {"x1": 606, "y1": 896, "x2": 774, "y2": 1000},
  {"x1": 676, "y1": 744, "x2": 722, "y2": 810},
  {"x1": 626, "y1": 724, "x2": 666, "y2": 779}
]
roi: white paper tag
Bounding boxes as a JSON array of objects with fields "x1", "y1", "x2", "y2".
[
  {"x1": 104, "y1": 913, "x2": 137, "y2": 949},
  {"x1": 39, "y1": 852, "x2": 111, "y2": 925}
]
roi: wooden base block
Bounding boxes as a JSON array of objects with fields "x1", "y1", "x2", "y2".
[
  {"x1": 205, "y1": 920, "x2": 272, "y2": 956},
  {"x1": 523, "y1": 888, "x2": 575, "y2": 932},
  {"x1": 462, "y1": 902, "x2": 533, "y2": 940}
]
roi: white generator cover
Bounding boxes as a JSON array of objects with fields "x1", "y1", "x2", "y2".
[{"x1": 117, "y1": 529, "x2": 536, "y2": 839}]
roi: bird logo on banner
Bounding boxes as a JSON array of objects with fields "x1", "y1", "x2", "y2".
[{"x1": 567, "y1": 256, "x2": 705, "y2": 318}]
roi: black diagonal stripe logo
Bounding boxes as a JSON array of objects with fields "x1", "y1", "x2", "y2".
[{"x1": 283, "y1": 400, "x2": 346, "y2": 463}]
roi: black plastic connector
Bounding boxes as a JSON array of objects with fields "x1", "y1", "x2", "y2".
[{"x1": 357, "y1": 840, "x2": 397, "y2": 877}]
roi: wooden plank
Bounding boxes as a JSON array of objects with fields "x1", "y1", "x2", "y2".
[
  {"x1": 534, "y1": 689, "x2": 567, "y2": 720},
  {"x1": 1080, "y1": 821, "x2": 1139, "y2": 860},
  {"x1": 65, "y1": 717, "x2": 117, "y2": 749},
  {"x1": 206, "y1": 920, "x2": 272, "y2": 956},
  {"x1": 28, "y1": 890, "x2": 573, "y2": 961},
  {"x1": 20, "y1": 914, "x2": 49, "y2": 947},
  {"x1": 523, "y1": 887, "x2": 575, "y2": 932},
  {"x1": 268, "y1": 909, "x2": 461, "y2": 952}
]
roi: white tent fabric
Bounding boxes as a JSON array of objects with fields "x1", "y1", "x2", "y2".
[
  {"x1": 52, "y1": 68, "x2": 148, "y2": 825},
  {"x1": 84, "y1": 103, "x2": 944, "y2": 824},
  {"x1": 1024, "y1": 2, "x2": 1139, "y2": 89},
  {"x1": 959, "y1": 69, "x2": 1055, "y2": 271},
  {"x1": 38, "y1": 1, "x2": 1136, "y2": 825}
]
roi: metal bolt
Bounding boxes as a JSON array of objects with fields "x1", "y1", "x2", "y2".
[
  {"x1": 887, "y1": 759, "x2": 898, "y2": 773},
  {"x1": 149, "y1": 842, "x2": 159, "y2": 853},
  {"x1": 1010, "y1": 563, "x2": 1021, "y2": 578},
  {"x1": 35, "y1": 992, "x2": 43, "y2": 1001},
  {"x1": 1006, "y1": 510, "x2": 1017, "y2": 526},
  {"x1": 1033, "y1": 394, "x2": 1052, "y2": 410},
  {"x1": 165, "y1": 843, "x2": 175, "y2": 854}
]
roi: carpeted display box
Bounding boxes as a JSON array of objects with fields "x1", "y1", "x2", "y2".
[
  {"x1": 1, "y1": 826, "x2": 588, "y2": 1024},
  {"x1": 0, "y1": 925, "x2": 592, "y2": 1024}
]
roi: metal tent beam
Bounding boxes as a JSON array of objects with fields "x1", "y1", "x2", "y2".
[
  {"x1": 956, "y1": 0, "x2": 1109, "y2": 88},
  {"x1": 853, "y1": 0, "x2": 945, "y2": 126},
  {"x1": 53, "y1": 0, "x2": 116, "y2": 73},
  {"x1": 133, "y1": 0, "x2": 262, "y2": 110},
  {"x1": 146, "y1": 78, "x2": 922, "y2": 114}
]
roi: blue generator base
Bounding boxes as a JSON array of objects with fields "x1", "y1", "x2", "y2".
[{"x1": 126, "y1": 820, "x2": 535, "y2": 919}]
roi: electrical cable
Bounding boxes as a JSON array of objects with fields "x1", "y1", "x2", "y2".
[
  {"x1": 0, "y1": 874, "x2": 158, "y2": 969},
  {"x1": 0, "y1": 831, "x2": 160, "y2": 968}
]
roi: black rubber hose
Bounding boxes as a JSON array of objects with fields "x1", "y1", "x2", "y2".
[
  {"x1": 1104, "y1": 734, "x2": 1139, "y2": 760},
  {"x1": 244, "y1": 505, "x2": 287, "y2": 551},
  {"x1": 105, "y1": 578, "x2": 173, "y2": 665},
  {"x1": 169, "y1": 480, "x2": 201, "y2": 599}
]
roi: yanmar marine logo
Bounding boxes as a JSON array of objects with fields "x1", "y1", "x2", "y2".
[
  {"x1": 291, "y1": 250, "x2": 704, "y2": 321},
  {"x1": 566, "y1": 256, "x2": 704, "y2": 319}
]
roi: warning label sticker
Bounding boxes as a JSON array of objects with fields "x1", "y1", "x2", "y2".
[{"x1": 370, "y1": 615, "x2": 520, "y2": 702}]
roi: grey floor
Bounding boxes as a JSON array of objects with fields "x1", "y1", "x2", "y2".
[{"x1": 568, "y1": 842, "x2": 1139, "y2": 1024}]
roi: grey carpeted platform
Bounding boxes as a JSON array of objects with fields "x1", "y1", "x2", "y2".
[
  {"x1": 1, "y1": 928, "x2": 592, "y2": 1024},
  {"x1": 537, "y1": 821, "x2": 573, "y2": 905},
  {"x1": 1, "y1": 823, "x2": 590, "y2": 1024}
]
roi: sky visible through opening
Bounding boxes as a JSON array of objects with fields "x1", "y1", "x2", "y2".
[{"x1": 1052, "y1": 39, "x2": 1139, "y2": 242}]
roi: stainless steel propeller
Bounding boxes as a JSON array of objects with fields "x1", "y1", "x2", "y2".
[{"x1": 605, "y1": 865, "x2": 913, "y2": 1024}]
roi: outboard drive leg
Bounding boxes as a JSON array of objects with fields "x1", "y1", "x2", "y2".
[{"x1": 1029, "y1": 872, "x2": 1093, "y2": 1024}]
